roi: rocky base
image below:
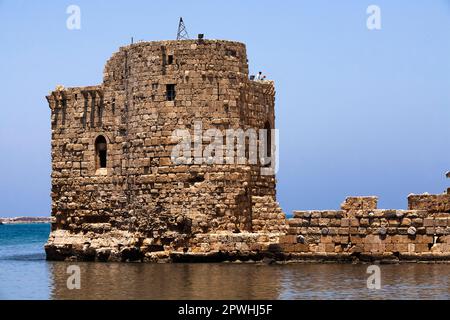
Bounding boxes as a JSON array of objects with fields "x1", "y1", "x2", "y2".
[
  {"x1": 45, "y1": 229, "x2": 450, "y2": 264},
  {"x1": 44, "y1": 230, "x2": 285, "y2": 263}
]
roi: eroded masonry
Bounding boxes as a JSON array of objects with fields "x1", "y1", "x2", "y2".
[{"x1": 45, "y1": 39, "x2": 450, "y2": 263}]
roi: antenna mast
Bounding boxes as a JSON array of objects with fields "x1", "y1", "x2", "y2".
[{"x1": 176, "y1": 17, "x2": 190, "y2": 40}]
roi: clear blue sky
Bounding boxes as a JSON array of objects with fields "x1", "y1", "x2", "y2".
[{"x1": 0, "y1": 0, "x2": 449, "y2": 217}]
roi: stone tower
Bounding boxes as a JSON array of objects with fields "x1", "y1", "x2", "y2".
[{"x1": 45, "y1": 39, "x2": 287, "y2": 262}]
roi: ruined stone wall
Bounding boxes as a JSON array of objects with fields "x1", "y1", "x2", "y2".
[
  {"x1": 169, "y1": 195, "x2": 450, "y2": 263},
  {"x1": 408, "y1": 194, "x2": 450, "y2": 213},
  {"x1": 46, "y1": 40, "x2": 286, "y2": 261},
  {"x1": 279, "y1": 196, "x2": 450, "y2": 262}
]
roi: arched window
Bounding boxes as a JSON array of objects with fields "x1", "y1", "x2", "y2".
[{"x1": 95, "y1": 136, "x2": 107, "y2": 169}]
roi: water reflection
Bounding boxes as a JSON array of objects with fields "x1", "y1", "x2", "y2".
[
  {"x1": 279, "y1": 264, "x2": 450, "y2": 300},
  {"x1": 48, "y1": 262, "x2": 450, "y2": 300},
  {"x1": 49, "y1": 263, "x2": 284, "y2": 300}
]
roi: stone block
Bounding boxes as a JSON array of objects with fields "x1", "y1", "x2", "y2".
[
  {"x1": 436, "y1": 218, "x2": 448, "y2": 227},
  {"x1": 423, "y1": 218, "x2": 434, "y2": 227},
  {"x1": 341, "y1": 196, "x2": 378, "y2": 211},
  {"x1": 341, "y1": 218, "x2": 350, "y2": 227}
]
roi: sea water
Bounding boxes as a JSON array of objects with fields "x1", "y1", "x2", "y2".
[{"x1": 0, "y1": 224, "x2": 449, "y2": 300}]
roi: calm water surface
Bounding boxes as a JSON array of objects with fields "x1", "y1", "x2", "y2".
[{"x1": 0, "y1": 224, "x2": 449, "y2": 300}]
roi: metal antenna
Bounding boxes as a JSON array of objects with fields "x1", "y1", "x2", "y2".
[{"x1": 176, "y1": 17, "x2": 190, "y2": 40}]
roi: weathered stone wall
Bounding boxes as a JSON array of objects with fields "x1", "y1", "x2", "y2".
[
  {"x1": 408, "y1": 194, "x2": 450, "y2": 213},
  {"x1": 280, "y1": 196, "x2": 450, "y2": 262},
  {"x1": 161, "y1": 194, "x2": 450, "y2": 264},
  {"x1": 45, "y1": 39, "x2": 286, "y2": 261}
]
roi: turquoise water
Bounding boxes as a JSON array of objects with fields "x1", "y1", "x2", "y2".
[
  {"x1": 0, "y1": 224, "x2": 52, "y2": 299},
  {"x1": 0, "y1": 224, "x2": 449, "y2": 300}
]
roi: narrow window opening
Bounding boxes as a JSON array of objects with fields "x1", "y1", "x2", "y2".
[
  {"x1": 61, "y1": 99, "x2": 67, "y2": 126},
  {"x1": 90, "y1": 94, "x2": 96, "y2": 128},
  {"x1": 245, "y1": 136, "x2": 250, "y2": 161},
  {"x1": 226, "y1": 49, "x2": 237, "y2": 57},
  {"x1": 264, "y1": 121, "x2": 272, "y2": 158},
  {"x1": 95, "y1": 136, "x2": 107, "y2": 169},
  {"x1": 166, "y1": 84, "x2": 176, "y2": 101},
  {"x1": 263, "y1": 121, "x2": 272, "y2": 167},
  {"x1": 167, "y1": 55, "x2": 174, "y2": 65},
  {"x1": 82, "y1": 93, "x2": 88, "y2": 128},
  {"x1": 53, "y1": 108, "x2": 59, "y2": 128},
  {"x1": 97, "y1": 104, "x2": 103, "y2": 126}
]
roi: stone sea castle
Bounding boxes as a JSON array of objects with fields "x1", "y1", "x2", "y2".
[{"x1": 45, "y1": 37, "x2": 450, "y2": 263}]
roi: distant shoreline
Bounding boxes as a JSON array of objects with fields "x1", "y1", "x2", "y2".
[{"x1": 0, "y1": 217, "x2": 51, "y2": 225}]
